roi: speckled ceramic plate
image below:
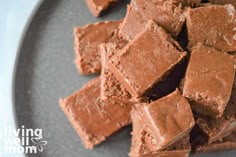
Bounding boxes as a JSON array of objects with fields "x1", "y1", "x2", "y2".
[{"x1": 14, "y1": 0, "x2": 236, "y2": 156}]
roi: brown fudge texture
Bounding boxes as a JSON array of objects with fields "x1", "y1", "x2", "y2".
[
  {"x1": 196, "y1": 74, "x2": 236, "y2": 143},
  {"x1": 209, "y1": 0, "x2": 236, "y2": 7},
  {"x1": 130, "y1": 106, "x2": 191, "y2": 157},
  {"x1": 74, "y1": 20, "x2": 121, "y2": 75},
  {"x1": 187, "y1": 4, "x2": 236, "y2": 52},
  {"x1": 195, "y1": 132, "x2": 236, "y2": 152},
  {"x1": 141, "y1": 89, "x2": 195, "y2": 150},
  {"x1": 108, "y1": 20, "x2": 187, "y2": 98},
  {"x1": 59, "y1": 77, "x2": 131, "y2": 149},
  {"x1": 119, "y1": 0, "x2": 185, "y2": 40},
  {"x1": 183, "y1": 43, "x2": 235, "y2": 118},
  {"x1": 170, "y1": 0, "x2": 201, "y2": 7},
  {"x1": 84, "y1": 0, "x2": 118, "y2": 17},
  {"x1": 100, "y1": 39, "x2": 133, "y2": 102},
  {"x1": 130, "y1": 106, "x2": 152, "y2": 157},
  {"x1": 140, "y1": 150, "x2": 190, "y2": 157}
]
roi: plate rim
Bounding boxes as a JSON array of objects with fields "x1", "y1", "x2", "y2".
[{"x1": 0, "y1": 1, "x2": 43, "y2": 157}]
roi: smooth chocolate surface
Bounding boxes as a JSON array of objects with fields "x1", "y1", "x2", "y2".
[
  {"x1": 196, "y1": 74, "x2": 236, "y2": 143},
  {"x1": 183, "y1": 43, "x2": 235, "y2": 118},
  {"x1": 74, "y1": 20, "x2": 120, "y2": 75},
  {"x1": 130, "y1": 105, "x2": 191, "y2": 157},
  {"x1": 100, "y1": 40, "x2": 133, "y2": 102},
  {"x1": 108, "y1": 20, "x2": 186, "y2": 98},
  {"x1": 195, "y1": 132, "x2": 236, "y2": 152},
  {"x1": 141, "y1": 89, "x2": 195, "y2": 150},
  {"x1": 84, "y1": 0, "x2": 118, "y2": 17},
  {"x1": 59, "y1": 77, "x2": 131, "y2": 149},
  {"x1": 187, "y1": 4, "x2": 236, "y2": 52},
  {"x1": 119, "y1": 0, "x2": 185, "y2": 40}
]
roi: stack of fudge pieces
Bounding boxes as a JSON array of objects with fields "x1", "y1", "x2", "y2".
[{"x1": 60, "y1": 0, "x2": 236, "y2": 156}]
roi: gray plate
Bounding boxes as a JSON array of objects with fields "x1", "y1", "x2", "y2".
[{"x1": 14, "y1": 0, "x2": 236, "y2": 156}]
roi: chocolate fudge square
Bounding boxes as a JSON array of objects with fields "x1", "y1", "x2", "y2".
[
  {"x1": 59, "y1": 78, "x2": 131, "y2": 149},
  {"x1": 141, "y1": 89, "x2": 195, "y2": 150},
  {"x1": 119, "y1": 0, "x2": 185, "y2": 40},
  {"x1": 130, "y1": 106, "x2": 191, "y2": 157},
  {"x1": 84, "y1": 0, "x2": 119, "y2": 17},
  {"x1": 74, "y1": 20, "x2": 121, "y2": 75},
  {"x1": 183, "y1": 43, "x2": 235, "y2": 118},
  {"x1": 196, "y1": 75, "x2": 236, "y2": 143},
  {"x1": 100, "y1": 40, "x2": 133, "y2": 102},
  {"x1": 187, "y1": 4, "x2": 236, "y2": 52},
  {"x1": 108, "y1": 20, "x2": 187, "y2": 98}
]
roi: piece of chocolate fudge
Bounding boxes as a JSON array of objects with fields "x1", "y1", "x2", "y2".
[
  {"x1": 183, "y1": 43, "x2": 235, "y2": 118},
  {"x1": 74, "y1": 20, "x2": 121, "y2": 75},
  {"x1": 191, "y1": 125, "x2": 236, "y2": 152},
  {"x1": 84, "y1": 0, "x2": 118, "y2": 17},
  {"x1": 108, "y1": 20, "x2": 187, "y2": 98},
  {"x1": 141, "y1": 89, "x2": 195, "y2": 150},
  {"x1": 129, "y1": 106, "x2": 152, "y2": 157},
  {"x1": 196, "y1": 117, "x2": 236, "y2": 144},
  {"x1": 59, "y1": 77, "x2": 131, "y2": 149},
  {"x1": 100, "y1": 39, "x2": 133, "y2": 102},
  {"x1": 119, "y1": 0, "x2": 185, "y2": 40},
  {"x1": 195, "y1": 132, "x2": 236, "y2": 152},
  {"x1": 130, "y1": 105, "x2": 191, "y2": 157},
  {"x1": 196, "y1": 74, "x2": 236, "y2": 143},
  {"x1": 187, "y1": 4, "x2": 236, "y2": 52},
  {"x1": 209, "y1": 0, "x2": 236, "y2": 7}
]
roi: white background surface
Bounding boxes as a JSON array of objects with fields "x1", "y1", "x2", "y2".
[{"x1": 0, "y1": 0, "x2": 40, "y2": 156}]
